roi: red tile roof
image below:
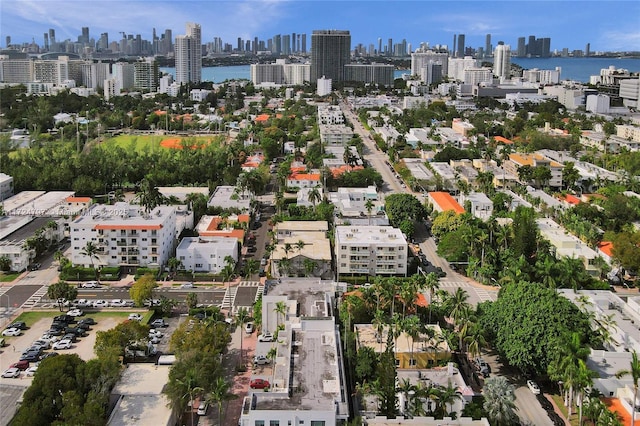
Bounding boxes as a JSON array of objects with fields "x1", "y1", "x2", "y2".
[
  {"x1": 288, "y1": 173, "x2": 320, "y2": 181},
  {"x1": 598, "y1": 241, "x2": 614, "y2": 257},
  {"x1": 66, "y1": 196, "x2": 92, "y2": 203},
  {"x1": 493, "y1": 136, "x2": 514, "y2": 145},
  {"x1": 429, "y1": 192, "x2": 465, "y2": 214},
  {"x1": 603, "y1": 397, "x2": 631, "y2": 426},
  {"x1": 330, "y1": 165, "x2": 364, "y2": 178},
  {"x1": 255, "y1": 114, "x2": 270, "y2": 122}
]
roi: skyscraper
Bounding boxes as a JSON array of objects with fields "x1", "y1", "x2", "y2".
[
  {"x1": 175, "y1": 22, "x2": 202, "y2": 84},
  {"x1": 517, "y1": 37, "x2": 526, "y2": 57},
  {"x1": 457, "y1": 34, "x2": 465, "y2": 58},
  {"x1": 485, "y1": 34, "x2": 491, "y2": 56},
  {"x1": 310, "y1": 30, "x2": 351, "y2": 82},
  {"x1": 493, "y1": 43, "x2": 511, "y2": 79}
]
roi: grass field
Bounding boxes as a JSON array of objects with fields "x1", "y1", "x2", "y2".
[
  {"x1": 0, "y1": 273, "x2": 20, "y2": 282},
  {"x1": 100, "y1": 134, "x2": 224, "y2": 153}
]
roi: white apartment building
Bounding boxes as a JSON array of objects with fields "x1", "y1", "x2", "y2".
[
  {"x1": 329, "y1": 186, "x2": 380, "y2": 218},
  {"x1": 0, "y1": 173, "x2": 13, "y2": 201},
  {"x1": 317, "y1": 76, "x2": 332, "y2": 96},
  {"x1": 447, "y1": 56, "x2": 477, "y2": 82},
  {"x1": 411, "y1": 48, "x2": 449, "y2": 78},
  {"x1": 207, "y1": 185, "x2": 252, "y2": 212},
  {"x1": 522, "y1": 67, "x2": 561, "y2": 85},
  {"x1": 176, "y1": 236, "x2": 238, "y2": 273},
  {"x1": 620, "y1": 77, "x2": 640, "y2": 108},
  {"x1": 463, "y1": 67, "x2": 493, "y2": 86},
  {"x1": 335, "y1": 226, "x2": 408, "y2": 277},
  {"x1": 319, "y1": 124, "x2": 353, "y2": 145},
  {"x1": 317, "y1": 104, "x2": 344, "y2": 125},
  {"x1": 70, "y1": 203, "x2": 177, "y2": 268},
  {"x1": 111, "y1": 62, "x2": 134, "y2": 92},
  {"x1": 0, "y1": 216, "x2": 65, "y2": 272},
  {"x1": 459, "y1": 192, "x2": 493, "y2": 221},
  {"x1": 537, "y1": 218, "x2": 601, "y2": 276},
  {"x1": 617, "y1": 124, "x2": 640, "y2": 143},
  {"x1": 239, "y1": 283, "x2": 349, "y2": 426}
]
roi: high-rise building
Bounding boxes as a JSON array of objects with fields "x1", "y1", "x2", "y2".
[
  {"x1": 452, "y1": 34, "x2": 457, "y2": 57},
  {"x1": 378, "y1": 38, "x2": 382, "y2": 55},
  {"x1": 485, "y1": 34, "x2": 491, "y2": 56},
  {"x1": 585, "y1": 43, "x2": 591, "y2": 57},
  {"x1": 457, "y1": 34, "x2": 465, "y2": 58},
  {"x1": 310, "y1": 30, "x2": 351, "y2": 83},
  {"x1": 43, "y1": 33, "x2": 49, "y2": 50},
  {"x1": 387, "y1": 38, "x2": 393, "y2": 56},
  {"x1": 493, "y1": 43, "x2": 511, "y2": 79},
  {"x1": 175, "y1": 22, "x2": 202, "y2": 84},
  {"x1": 301, "y1": 34, "x2": 306, "y2": 53},
  {"x1": 5, "y1": 36, "x2": 10, "y2": 48},
  {"x1": 517, "y1": 37, "x2": 526, "y2": 57}
]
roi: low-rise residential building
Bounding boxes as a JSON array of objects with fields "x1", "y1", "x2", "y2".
[
  {"x1": 428, "y1": 192, "x2": 465, "y2": 215},
  {"x1": 0, "y1": 216, "x2": 63, "y2": 271},
  {"x1": 617, "y1": 124, "x2": 640, "y2": 143},
  {"x1": 451, "y1": 118, "x2": 475, "y2": 137},
  {"x1": 287, "y1": 172, "x2": 321, "y2": 189},
  {"x1": 70, "y1": 203, "x2": 177, "y2": 269},
  {"x1": 195, "y1": 214, "x2": 249, "y2": 241},
  {"x1": 239, "y1": 280, "x2": 349, "y2": 426},
  {"x1": 329, "y1": 186, "x2": 381, "y2": 218},
  {"x1": 355, "y1": 323, "x2": 451, "y2": 369},
  {"x1": 207, "y1": 185, "x2": 252, "y2": 213},
  {"x1": 317, "y1": 104, "x2": 345, "y2": 125},
  {"x1": 459, "y1": 192, "x2": 493, "y2": 220},
  {"x1": 0, "y1": 173, "x2": 13, "y2": 201},
  {"x1": 319, "y1": 124, "x2": 354, "y2": 145},
  {"x1": 107, "y1": 364, "x2": 176, "y2": 426},
  {"x1": 335, "y1": 226, "x2": 408, "y2": 277},
  {"x1": 505, "y1": 153, "x2": 563, "y2": 188},
  {"x1": 271, "y1": 221, "x2": 332, "y2": 279},
  {"x1": 176, "y1": 236, "x2": 238, "y2": 273},
  {"x1": 537, "y1": 219, "x2": 601, "y2": 276}
]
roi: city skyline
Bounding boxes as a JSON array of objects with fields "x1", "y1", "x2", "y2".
[{"x1": 2, "y1": 1, "x2": 639, "y2": 53}]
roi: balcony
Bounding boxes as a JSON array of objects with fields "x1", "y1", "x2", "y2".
[{"x1": 116, "y1": 241, "x2": 127, "y2": 247}]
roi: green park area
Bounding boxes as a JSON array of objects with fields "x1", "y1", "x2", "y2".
[{"x1": 100, "y1": 134, "x2": 224, "y2": 153}]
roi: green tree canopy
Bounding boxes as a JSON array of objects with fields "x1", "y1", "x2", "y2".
[
  {"x1": 385, "y1": 193, "x2": 427, "y2": 229},
  {"x1": 129, "y1": 273, "x2": 158, "y2": 307},
  {"x1": 46, "y1": 280, "x2": 78, "y2": 312}
]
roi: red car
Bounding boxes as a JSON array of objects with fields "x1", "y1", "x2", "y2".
[
  {"x1": 10, "y1": 360, "x2": 29, "y2": 370},
  {"x1": 250, "y1": 379, "x2": 270, "y2": 389}
]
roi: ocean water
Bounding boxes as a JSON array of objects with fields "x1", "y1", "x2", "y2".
[{"x1": 162, "y1": 57, "x2": 640, "y2": 84}]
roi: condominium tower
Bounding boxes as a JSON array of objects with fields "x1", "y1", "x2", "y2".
[
  {"x1": 175, "y1": 22, "x2": 201, "y2": 84},
  {"x1": 493, "y1": 43, "x2": 511, "y2": 79},
  {"x1": 310, "y1": 30, "x2": 351, "y2": 83}
]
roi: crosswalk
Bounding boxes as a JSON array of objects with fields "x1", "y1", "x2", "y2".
[
  {"x1": 21, "y1": 285, "x2": 49, "y2": 309},
  {"x1": 437, "y1": 281, "x2": 497, "y2": 303}
]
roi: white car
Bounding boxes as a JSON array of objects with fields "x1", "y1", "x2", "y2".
[
  {"x1": 180, "y1": 282, "x2": 195, "y2": 289},
  {"x1": 93, "y1": 300, "x2": 109, "y2": 308},
  {"x1": 2, "y1": 328, "x2": 22, "y2": 337},
  {"x1": 67, "y1": 309, "x2": 84, "y2": 317},
  {"x1": 257, "y1": 332, "x2": 274, "y2": 342},
  {"x1": 149, "y1": 329, "x2": 163, "y2": 338},
  {"x1": 52, "y1": 339, "x2": 72, "y2": 350},
  {"x1": 245, "y1": 322, "x2": 255, "y2": 334},
  {"x1": 148, "y1": 336, "x2": 161, "y2": 344},
  {"x1": 253, "y1": 355, "x2": 271, "y2": 365},
  {"x1": 128, "y1": 313, "x2": 143, "y2": 321},
  {"x1": 2, "y1": 367, "x2": 20, "y2": 378},
  {"x1": 75, "y1": 299, "x2": 91, "y2": 308},
  {"x1": 110, "y1": 299, "x2": 126, "y2": 307},
  {"x1": 527, "y1": 380, "x2": 541, "y2": 395},
  {"x1": 25, "y1": 366, "x2": 38, "y2": 377},
  {"x1": 40, "y1": 334, "x2": 61, "y2": 343},
  {"x1": 32, "y1": 340, "x2": 51, "y2": 350},
  {"x1": 81, "y1": 281, "x2": 100, "y2": 288}
]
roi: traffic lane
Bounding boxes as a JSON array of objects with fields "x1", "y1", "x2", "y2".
[
  {"x1": 53, "y1": 288, "x2": 227, "y2": 307},
  {"x1": 2, "y1": 285, "x2": 43, "y2": 310},
  {"x1": 514, "y1": 386, "x2": 555, "y2": 426},
  {"x1": 0, "y1": 384, "x2": 27, "y2": 426}
]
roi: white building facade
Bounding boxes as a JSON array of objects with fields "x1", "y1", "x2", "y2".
[
  {"x1": 176, "y1": 236, "x2": 238, "y2": 273},
  {"x1": 335, "y1": 226, "x2": 408, "y2": 277}
]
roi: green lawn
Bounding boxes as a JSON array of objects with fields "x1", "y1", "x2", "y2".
[
  {"x1": 100, "y1": 134, "x2": 224, "y2": 153},
  {"x1": 0, "y1": 272, "x2": 20, "y2": 282}
]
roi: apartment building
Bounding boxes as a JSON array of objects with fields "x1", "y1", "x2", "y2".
[
  {"x1": 505, "y1": 153, "x2": 563, "y2": 188},
  {"x1": 536, "y1": 218, "x2": 601, "y2": 276},
  {"x1": 335, "y1": 226, "x2": 408, "y2": 277},
  {"x1": 207, "y1": 185, "x2": 252, "y2": 212},
  {"x1": 175, "y1": 236, "x2": 238, "y2": 273},
  {"x1": 70, "y1": 202, "x2": 177, "y2": 268},
  {"x1": 0, "y1": 173, "x2": 14, "y2": 201},
  {"x1": 271, "y1": 221, "x2": 332, "y2": 279}
]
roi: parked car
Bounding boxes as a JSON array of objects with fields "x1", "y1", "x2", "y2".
[
  {"x1": 81, "y1": 281, "x2": 100, "y2": 288},
  {"x1": 180, "y1": 282, "x2": 195, "y2": 289},
  {"x1": 2, "y1": 368, "x2": 20, "y2": 378},
  {"x1": 53, "y1": 339, "x2": 72, "y2": 350},
  {"x1": 148, "y1": 336, "x2": 161, "y2": 344},
  {"x1": 54, "y1": 315, "x2": 76, "y2": 323},
  {"x1": 257, "y1": 332, "x2": 274, "y2": 342},
  {"x1": 2, "y1": 328, "x2": 22, "y2": 337},
  {"x1": 253, "y1": 355, "x2": 271, "y2": 365},
  {"x1": 245, "y1": 322, "x2": 255, "y2": 334},
  {"x1": 249, "y1": 379, "x2": 270, "y2": 389},
  {"x1": 28, "y1": 263, "x2": 41, "y2": 271},
  {"x1": 93, "y1": 300, "x2": 109, "y2": 308},
  {"x1": 25, "y1": 365, "x2": 38, "y2": 377},
  {"x1": 32, "y1": 339, "x2": 51, "y2": 350},
  {"x1": 62, "y1": 333, "x2": 78, "y2": 343},
  {"x1": 197, "y1": 401, "x2": 209, "y2": 416},
  {"x1": 109, "y1": 299, "x2": 127, "y2": 307},
  {"x1": 150, "y1": 319, "x2": 168, "y2": 328},
  {"x1": 20, "y1": 352, "x2": 40, "y2": 362},
  {"x1": 40, "y1": 352, "x2": 59, "y2": 360},
  {"x1": 67, "y1": 309, "x2": 84, "y2": 317},
  {"x1": 75, "y1": 299, "x2": 92, "y2": 308},
  {"x1": 128, "y1": 313, "x2": 143, "y2": 321},
  {"x1": 247, "y1": 246, "x2": 257, "y2": 253},
  {"x1": 8, "y1": 322, "x2": 27, "y2": 330},
  {"x1": 527, "y1": 380, "x2": 541, "y2": 395},
  {"x1": 149, "y1": 329, "x2": 163, "y2": 338},
  {"x1": 45, "y1": 328, "x2": 64, "y2": 336},
  {"x1": 79, "y1": 317, "x2": 96, "y2": 325},
  {"x1": 10, "y1": 360, "x2": 29, "y2": 370},
  {"x1": 40, "y1": 334, "x2": 61, "y2": 343}
]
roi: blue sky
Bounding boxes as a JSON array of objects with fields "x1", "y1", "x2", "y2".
[{"x1": 2, "y1": 1, "x2": 639, "y2": 52}]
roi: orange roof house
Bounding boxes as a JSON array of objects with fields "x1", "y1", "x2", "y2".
[
  {"x1": 196, "y1": 214, "x2": 249, "y2": 241},
  {"x1": 597, "y1": 241, "x2": 614, "y2": 259},
  {"x1": 428, "y1": 192, "x2": 465, "y2": 215},
  {"x1": 255, "y1": 114, "x2": 270, "y2": 123},
  {"x1": 330, "y1": 165, "x2": 364, "y2": 178},
  {"x1": 493, "y1": 136, "x2": 514, "y2": 145},
  {"x1": 558, "y1": 194, "x2": 581, "y2": 205}
]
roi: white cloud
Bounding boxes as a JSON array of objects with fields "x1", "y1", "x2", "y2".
[{"x1": 600, "y1": 30, "x2": 640, "y2": 51}]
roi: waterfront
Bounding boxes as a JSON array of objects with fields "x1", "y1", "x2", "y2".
[{"x1": 161, "y1": 57, "x2": 640, "y2": 84}]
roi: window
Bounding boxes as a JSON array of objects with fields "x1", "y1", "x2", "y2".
[
  {"x1": 341, "y1": 263, "x2": 346, "y2": 267},
  {"x1": 195, "y1": 263, "x2": 203, "y2": 268},
  {"x1": 255, "y1": 422, "x2": 265, "y2": 426},
  {"x1": 151, "y1": 239, "x2": 157, "y2": 244},
  {"x1": 409, "y1": 359, "x2": 416, "y2": 366},
  {"x1": 399, "y1": 246, "x2": 404, "y2": 250},
  {"x1": 395, "y1": 359, "x2": 400, "y2": 366},
  {"x1": 142, "y1": 238, "x2": 147, "y2": 241},
  {"x1": 341, "y1": 245, "x2": 346, "y2": 250},
  {"x1": 310, "y1": 422, "x2": 325, "y2": 426},
  {"x1": 270, "y1": 421, "x2": 280, "y2": 426}
]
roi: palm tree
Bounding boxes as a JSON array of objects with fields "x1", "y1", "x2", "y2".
[
  {"x1": 548, "y1": 332, "x2": 590, "y2": 416},
  {"x1": 438, "y1": 381, "x2": 463, "y2": 417},
  {"x1": 423, "y1": 272, "x2": 440, "y2": 323},
  {"x1": 136, "y1": 178, "x2": 164, "y2": 213},
  {"x1": 244, "y1": 259, "x2": 259, "y2": 279},
  {"x1": 80, "y1": 241, "x2": 100, "y2": 282},
  {"x1": 616, "y1": 351, "x2": 640, "y2": 426},
  {"x1": 274, "y1": 301, "x2": 287, "y2": 331},
  {"x1": 402, "y1": 315, "x2": 422, "y2": 368},
  {"x1": 167, "y1": 257, "x2": 183, "y2": 273},
  {"x1": 444, "y1": 287, "x2": 470, "y2": 325},
  {"x1": 483, "y1": 376, "x2": 519, "y2": 426},
  {"x1": 236, "y1": 307, "x2": 249, "y2": 368},
  {"x1": 206, "y1": 377, "x2": 237, "y2": 425},
  {"x1": 283, "y1": 243, "x2": 293, "y2": 260},
  {"x1": 365, "y1": 199, "x2": 374, "y2": 226},
  {"x1": 308, "y1": 186, "x2": 321, "y2": 209}
]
